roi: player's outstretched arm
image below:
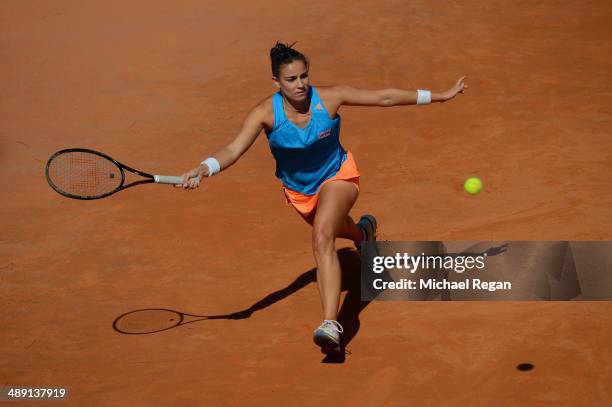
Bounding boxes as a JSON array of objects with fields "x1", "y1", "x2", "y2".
[
  {"x1": 176, "y1": 102, "x2": 267, "y2": 189},
  {"x1": 336, "y1": 76, "x2": 468, "y2": 107}
]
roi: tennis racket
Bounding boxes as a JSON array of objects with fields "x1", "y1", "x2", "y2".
[{"x1": 45, "y1": 148, "x2": 183, "y2": 200}]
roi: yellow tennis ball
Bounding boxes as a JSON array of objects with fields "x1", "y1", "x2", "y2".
[{"x1": 464, "y1": 177, "x2": 483, "y2": 195}]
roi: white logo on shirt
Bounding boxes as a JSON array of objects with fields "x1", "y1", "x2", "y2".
[{"x1": 318, "y1": 129, "x2": 331, "y2": 139}]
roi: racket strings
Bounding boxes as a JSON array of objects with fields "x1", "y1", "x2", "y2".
[{"x1": 47, "y1": 151, "x2": 122, "y2": 198}]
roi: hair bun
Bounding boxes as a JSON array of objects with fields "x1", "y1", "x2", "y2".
[
  {"x1": 269, "y1": 41, "x2": 307, "y2": 77},
  {"x1": 270, "y1": 41, "x2": 294, "y2": 59}
]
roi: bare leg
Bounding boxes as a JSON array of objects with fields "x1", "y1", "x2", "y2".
[
  {"x1": 337, "y1": 215, "x2": 364, "y2": 242},
  {"x1": 311, "y1": 181, "x2": 360, "y2": 320},
  {"x1": 300, "y1": 197, "x2": 363, "y2": 244}
]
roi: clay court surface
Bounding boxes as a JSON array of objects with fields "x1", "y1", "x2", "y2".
[{"x1": 2, "y1": 0, "x2": 611, "y2": 405}]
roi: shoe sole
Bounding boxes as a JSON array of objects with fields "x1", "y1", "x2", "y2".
[
  {"x1": 358, "y1": 214, "x2": 380, "y2": 257},
  {"x1": 361, "y1": 214, "x2": 377, "y2": 240},
  {"x1": 313, "y1": 332, "x2": 341, "y2": 355}
]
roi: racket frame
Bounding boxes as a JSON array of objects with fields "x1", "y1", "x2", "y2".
[{"x1": 45, "y1": 148, "x2": 166, "y2": 200}]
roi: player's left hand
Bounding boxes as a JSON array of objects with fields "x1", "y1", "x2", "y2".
[{"x1": 442, "y1": 76, "x2": 468, "y2": 101}]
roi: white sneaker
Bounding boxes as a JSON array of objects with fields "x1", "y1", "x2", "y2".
[{"x1": 313, "y1": 320, "x2": 344, "y2": 354}]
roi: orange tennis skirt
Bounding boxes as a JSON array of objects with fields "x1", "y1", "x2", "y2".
[{"x1": 282, "y1": 150, "x2": 360, "y2": 218}]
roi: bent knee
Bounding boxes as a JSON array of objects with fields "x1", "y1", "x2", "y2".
[{"x1": 312, "y1": 226, "x2": 335, "y2": 254}]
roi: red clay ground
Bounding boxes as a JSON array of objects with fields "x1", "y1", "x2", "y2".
[{"x1": 1, "y1": 0, "x2": 611, "y2": 405}]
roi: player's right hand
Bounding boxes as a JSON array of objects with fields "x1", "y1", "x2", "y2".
[{"x1": 176, "y1": 166, "x2": 205, "y2": 189}]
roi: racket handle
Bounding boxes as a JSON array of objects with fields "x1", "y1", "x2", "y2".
[{"x1": 154, "y1": 175, "x2": 183, "y2": 184}]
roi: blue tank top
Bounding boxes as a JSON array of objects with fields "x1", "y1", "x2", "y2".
[{"x1": 265, "y1": 86, "x2": 346, "y2": 195}]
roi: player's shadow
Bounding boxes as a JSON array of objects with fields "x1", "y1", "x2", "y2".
[{"x1": 112, "y1": 248, "x2": 368, "y2": 363}]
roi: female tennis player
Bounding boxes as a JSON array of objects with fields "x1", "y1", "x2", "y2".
[{"x1": 177, "y1": 42, "x2": 467, "y2": 355}]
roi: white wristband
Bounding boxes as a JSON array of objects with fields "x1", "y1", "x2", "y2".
[
  {"x1": 417, "y1": 90, "x2": 431, "y2": 105},
  {"x1": 201, "y1": 157, "x2": 221, "y2": 176}
]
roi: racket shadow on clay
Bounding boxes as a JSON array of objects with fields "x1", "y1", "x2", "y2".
[
  {"x1": 112, "y1": 248, "x2": 372, "y2": 363},
  {"x1": 114, "y1": 309, "x2": 216, "y2": 335},
  {"x1": 112, "y1": 262, "x2": 319, "y2": 335}
]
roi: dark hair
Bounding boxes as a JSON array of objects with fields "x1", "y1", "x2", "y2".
[{"x1": 270, "y1": 41, "x2": 309, "y2": 77}]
